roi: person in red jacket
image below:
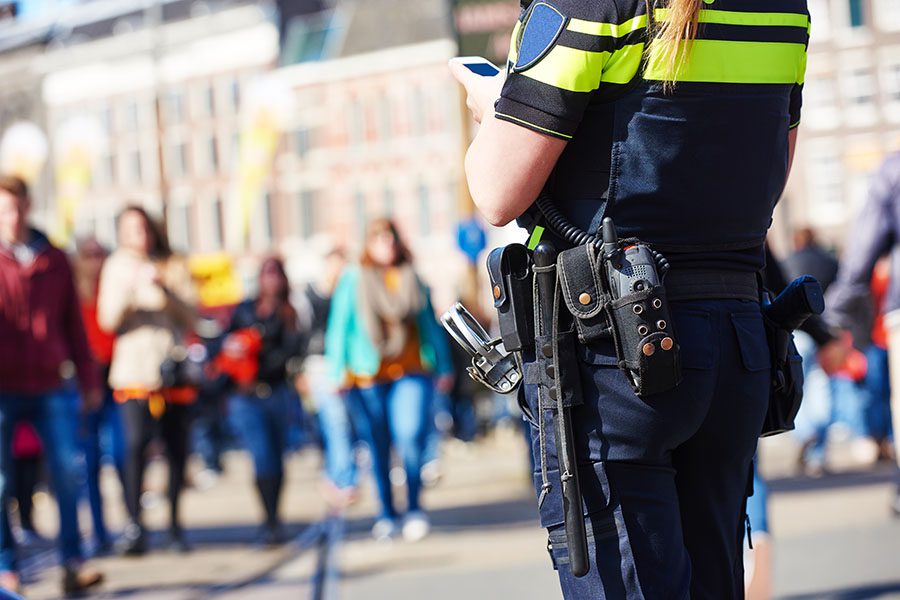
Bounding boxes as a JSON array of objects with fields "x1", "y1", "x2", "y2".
[{"x1": 0, "y1": 175, "x2": 103, "y2": 595}]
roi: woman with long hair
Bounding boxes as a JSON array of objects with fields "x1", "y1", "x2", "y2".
[
  {"x1": 217, "y1": 257, "x2": 304, "y2": 545},
  {"x1": 451, "y1": 0, "x2": 810, "y2": 595},
  {"x1": 98, "y1": 205, "x2": 197, "y2": 555},
  {"x1": 325, "y1": 218, "x2": 453, "y2": 542}
]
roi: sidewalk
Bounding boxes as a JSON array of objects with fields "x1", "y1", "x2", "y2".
[{"x1": 16, "y1": 426, "x2": 900, "y2": 599}]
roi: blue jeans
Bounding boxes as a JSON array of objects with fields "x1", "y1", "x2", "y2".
[
  {"x1": 82, "y1": 387, "x2": 125, "y2": 545},
  {"x1": 863, "y1": 345, "x2": 892, "y2": 440},
  {"x1": 310, "y1": 365, "x2": 357, "y2": 490},
  {"x1": 228, "y1": 384, "x2": 293, "y2": 478},
  {"x1": 745, "y1": 458, "x2": 768, "y2": 535},
  {"x1": 347, "y1": 375, "x2": 432, "y2": 521},
  {"x1": 0, "y1": 388, "x2": 85, "y2": 571}
]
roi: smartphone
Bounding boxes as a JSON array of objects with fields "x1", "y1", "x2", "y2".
[{"x1": 452, "y1": 56, "x2": 501, "y2": 77}]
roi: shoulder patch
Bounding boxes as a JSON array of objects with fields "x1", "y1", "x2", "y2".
[{"x1": 513, "y1": 2, "x2": 568, "y2": 73}]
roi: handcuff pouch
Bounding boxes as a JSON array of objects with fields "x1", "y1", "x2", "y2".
[{"x1": 487, "y1": 244, "x2": 535, "y2": 352}]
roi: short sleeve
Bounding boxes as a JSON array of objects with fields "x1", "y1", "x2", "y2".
[
  {"x1": 494, "y1": 0, "x2": 645, "y2": 140},
  {"x1": 789, "y1": 9, "x2": 809, "y2": 130}
]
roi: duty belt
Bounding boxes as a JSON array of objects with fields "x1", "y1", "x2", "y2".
[{"x1": 664, "y1": 270, "x2": 759, "y2": 302}]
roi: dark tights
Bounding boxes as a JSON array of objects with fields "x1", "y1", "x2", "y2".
[{"x1": 120, "y1": 400, "x2": 191, "y2": 534}]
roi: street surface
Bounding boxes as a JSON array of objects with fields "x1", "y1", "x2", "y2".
[{"x1": 17, "y1": 427, "x2": 900, "y2": 599}]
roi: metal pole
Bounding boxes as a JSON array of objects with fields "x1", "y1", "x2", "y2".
[
  {"x1": 147, "y1": 0, "x2": 169, "y2": 227},
  {"x1": 449, "y1": 0, "x2": 481, "y2": 308}
]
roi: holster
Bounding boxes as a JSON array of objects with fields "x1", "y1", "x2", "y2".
[
  {"x1": 760, "y1": 306, "x2": 805, "y2": 437},
  {"x1": 487, "y1": 244, "x2": 535, "y2": 352}
]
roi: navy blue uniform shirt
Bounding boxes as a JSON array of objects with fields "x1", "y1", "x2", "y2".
[{"x1": 499, "y1": 0, "x2": 810, "y2": 272}]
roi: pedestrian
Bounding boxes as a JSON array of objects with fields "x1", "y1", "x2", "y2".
[
  {"x1": 0, "y1": 174, "x2": 104, "y2": 594},
  {"x1": 10, "y1": 421, "x2": 44, "y2": 545},
  {"x1": 826, "y1": 151, "x2": 900, "y2": 516},
  {"x1": 73, "y1": 237, "x2": 126, "y2": 553},
  {"x1": 214, "y1": 257, "x2": 304, "y2": 544},
  {"x1": 294, "y1": 248, "x2": 360, "y2": 510},
  {"x1": 451, "y1": 0, "x2": 810, "y2": 595},
  {"x1": 782, "y1": 227, "x2": 839, "y2": 292},
  {"x1": 97, "y1": 205, "x2": 198, "y2": 555},
  {"x1": 325, "y1": 218, "x2": 453, "y2": 542}
]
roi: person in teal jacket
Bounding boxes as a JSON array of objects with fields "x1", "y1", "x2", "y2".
[{"x1": 325, "y1": 218, "x2": 453, "y2": 542}]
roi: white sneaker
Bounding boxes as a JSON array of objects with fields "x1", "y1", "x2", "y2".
[
  {"x1": 371, "y1": 518, "x2": 397, "y2": 542},
  {"x1": 402, "y1": 511, "x2": 430, "y2": 542}
]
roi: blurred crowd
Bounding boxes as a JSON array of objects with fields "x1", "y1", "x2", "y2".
[
  {"x1": 0, "y1": 175, "x2": 521, "y2": 597},
  {"x1": 4, "y1": 144, "x2": 900, "y2": 598}
]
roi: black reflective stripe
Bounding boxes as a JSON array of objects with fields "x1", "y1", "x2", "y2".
[
  {"x1": 556, "y1": 28, "x2": 647, "y2": 53},
  {"x1": 696, "y1": 22, "x2": 810, "y2": 44}
]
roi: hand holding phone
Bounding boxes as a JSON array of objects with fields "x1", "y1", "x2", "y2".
[
  {"x1": 450, "y1": 56, "x2": 501, "y2": 77},
  {"x1": 448, "y1": 56, "x2": 505, "y2": 124}
]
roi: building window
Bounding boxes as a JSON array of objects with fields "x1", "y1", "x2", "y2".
[
  {"x1": 294, "y1": 127, "x2": 312, "y2": 159},
  {"x1": 122, "y1": 147, "x2": 142, "y2": 184},
  {"x1": 168, "y1": 201, "x2": 192, "y2": 252},
  {"x1": 884, "y1": 61, "x2": 900, "y2": 103},
  {"x1": 203, "y1": 85, "x2": 215, "y2": 118},
  {"x1": 844, "y1": 67, "x2": 875, "y2": 106},
  {"x1": 806, "y1": 144, "x2": 845, "y2": 225},
  {"x1": 383, "y1": 186, "x2": 394, "y2": 216},
  {"x1": 210, "y1": 195, "x2": 225, "y2": 250},
  {"x1": 410, "y1": 88, "x2": 427, "y2": 137},
  {"x1": 167, "y1": 141, "x2": 188, "y2": 179},
  {"x1": 94, "y1": 152, "x2": 114, "y2": 187},
  {"x1": 166, "y1": 91, "x2": 185, "y2": 124},
  {"x1": 296, "y1": 189, "x2": 316, "y2": 239},
  {"x1": 349, "y1": 99, "x2": 365, "y2": 145},
  {"x1": 417, "y1": 182, "x2": 431, "y2": 235},
  {"x1": 848, "y1": 0, "x2": 865, "y2": 27},
  {"x1": 251, "y1": 193, "x2": 274, "y2": 249},
  {"x1": 230, "y1": 79, "x2": 241, "y2": 112},
  {"x1": 379, "y1": 93, "x2": 392, "y2": 140},
  {"x1": 123, "y1": 99, "x2": 139, "y2": 131},
  {"x1": 206, "y1": 135, "x2": 219, "y2": 173},
  {"x1": 354, "y1": 190, "x2": 366, "y2": 236}
]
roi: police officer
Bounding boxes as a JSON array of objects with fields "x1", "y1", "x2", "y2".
[{"x1": 450, "y1": 0, "x2": 809, "y2": 597}]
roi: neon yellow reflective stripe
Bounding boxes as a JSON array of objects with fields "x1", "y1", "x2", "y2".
[
  {"x1": 527, "y1": 226, "x2": 545, "y2": 250},
  {"x1": 645, "y1": 39, "x2": 807, "y2": 84},
  {"x1": 567, "y1": 14, "x2": 647, "y2": 37},
  {"x1": 494, "y1": 111, "x2": 573, "y2": 139},
  {"x1": 601, "y1": 43, "x2": 644, "y2": 84},
  {"x1": 520, "y1": 45, "x2": 606, "y2": 92},
  {"x1": 797, "y1": 48, "x2": 807, "y2": 84},
  {"x1": 654, "y1": 8, "x2": 809, "y2": 27},
  {"x1": 508, "y1": 21, "x2": 522, "y2": 64}
]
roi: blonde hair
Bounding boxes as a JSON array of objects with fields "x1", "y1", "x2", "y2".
[{"x1": 650, "y1": 0, "x2": 703, "y2": 85}]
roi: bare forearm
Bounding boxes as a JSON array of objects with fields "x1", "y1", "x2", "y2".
[{"x1": 465, "y1": 116, "x2": 567, "y2": 226}]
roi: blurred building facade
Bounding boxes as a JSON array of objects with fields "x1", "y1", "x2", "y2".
[
  {"x1": 780, "y1": 0, "x2": 900, "y2": 250},
  {"x1": 37, "y1": 0, "x2": 277, "y2": 248}
]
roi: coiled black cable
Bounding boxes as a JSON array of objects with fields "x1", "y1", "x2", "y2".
[
  {"x1": 534, "y1": 194, "x2": 671, "y2": 276},
  {"x1": 535, "y1": 194, "x2": 598, "y2": 247}
]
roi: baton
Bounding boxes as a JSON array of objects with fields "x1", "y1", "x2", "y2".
[{"x1": 533, "y1": 241, "x2": 589, "y2": 578}]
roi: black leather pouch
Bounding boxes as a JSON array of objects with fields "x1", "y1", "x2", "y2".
[{"x1": 487, "y1": 244, "x2": 535, "y2": 352}]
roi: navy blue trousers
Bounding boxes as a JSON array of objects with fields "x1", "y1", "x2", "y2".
[{"x1": 527, "y1": 299, "x2": 769, "y2": 599}]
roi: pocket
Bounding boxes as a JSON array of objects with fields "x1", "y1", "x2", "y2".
[
  {"x1": 671, "y1": 308, "x2": 713, "y2": 370},
  {"x1": 731, "y1": 313, "x2": 770, "y2": 372}
]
